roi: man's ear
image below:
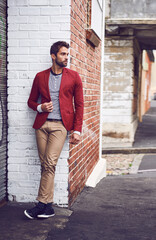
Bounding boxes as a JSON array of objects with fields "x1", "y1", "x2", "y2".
[{"x1": 51, "y1": 53, "x2": 56, "y2": 61}]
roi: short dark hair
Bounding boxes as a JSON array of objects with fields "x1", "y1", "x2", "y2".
[{"x1": 50, "y1": 41, "x2": 70, "y2": 56}]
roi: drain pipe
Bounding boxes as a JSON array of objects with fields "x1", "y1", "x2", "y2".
[{"x1": 99, "y1": 0, "x2": 106, "y2": 162}]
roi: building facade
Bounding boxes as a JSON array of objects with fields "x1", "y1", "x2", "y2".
[
  {"x1": 3, "y1": 0, "x2": 105, "y2": 206},
  {"x1": 103, "y1": 0, "x2": 156, "y2": 149}
]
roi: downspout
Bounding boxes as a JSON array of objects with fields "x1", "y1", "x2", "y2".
[{"x1": 99, "y1": 0, "x2": 106, "y2": 162}]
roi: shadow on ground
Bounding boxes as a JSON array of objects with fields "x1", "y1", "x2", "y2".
[{"x1": 1, "y1": 173, "x2": 156, "y2": 240}]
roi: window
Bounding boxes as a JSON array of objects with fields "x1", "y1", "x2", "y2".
[{"x1": 86, "y1": 0, "x2": 102, "y2": 47}]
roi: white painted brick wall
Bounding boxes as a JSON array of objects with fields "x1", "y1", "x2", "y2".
[{"x1": 7, "y1": 0, "x2": 71, "y2": 206}]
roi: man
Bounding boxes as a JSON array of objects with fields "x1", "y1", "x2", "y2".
[{"x1": 24, "y1": 41, "x2": 84, "y2": 219}]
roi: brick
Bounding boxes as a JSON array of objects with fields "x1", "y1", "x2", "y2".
[
  {"x1": 18, "y1": 181, "x2": 37, "y2": 188},
  {"x1": 20, "y1": 24, "x2": 39, "y2": 31},
  {"x1": 49, "y1": 0, "x2": 71, "y2": 6},
  {"x1": 8, "y1": 157, "x2": 28, "y2": 164},
  {"x1": 60, "y1": 151, "x2": 69, "y2": 159},
  {"x1": 60, "y1": 23, "x2": 70, "y2": 31},
  {"x1": 28, "y1": 31, "x2": 50, "y2": 39},
  {"x1": 9, "y1": 55, "x2": 39, "y2": 63},
  {"x1": 55, "y1": 174, "x2": 68, "y2": 182},
  {"x1": 8, "y1": 164, "x2": 19, "y2": 172},
  {"x1": 50, "y1": 31, "x2": 71, "y2": 39},
  {"x1": 29, "y1": 47, "x2": 48, "y2": 55},
  {"x1": 8, "y1": 78, "x2": 31, "y2": 87},
  {"x1": 8, "y1": 24, "x2": 19, "y2": 31},
  {"x1": 8, "y1": 31, "x2": 28, "y2": 39},
  {"x1": 29, "y1": 63, "x2": 50, "y2": 71},
  {"x1": 8, "y1": 39, "x2": 19, "y2": 47},
  {"x1": 29, "y1": 0, "x2": 49, "y2": 6},
  {"x1": 59, "y1": 182, "x2": 68, "y2": 191},
  {"x1": 61, "y1": 6, "x2": 71, "y2": 15},
  {"x1": 39, "y1": 24, "x2": 60, "y2": 31},
  {"x1": 8, "y1": 16, "x2": 28, "y2": 24},
  {"x1": 29, "y1": 173, "x2": 40, "y2": 181},
  {"x1": 40, "y1": 7, "x2": 61, "y2": 15},
  {"x1": 105, "y1": 38, "x2": 133, "y2": 47},
  {"x1": 8, "y1": 7, "x2": 19, "y2": 16},
  {"x1": 28, "y1": 16, "x2": 50, "y2": 24},
  {"x1": 8, "y1": 0, "x2": 28, "y2": 6},
  {"x1": 8, "y1": 103, "x2": 27, "y2": 111},
  {"x1": 20, "y1": 7, "x2": 40, "y2": 16},
  {"x1": 60, "y1": 166, "x2": 69, "y2": 174},
  {"x1": 19, "y1": 39, "x2": 40, "y2": 47},
  {"x1": 8, "y1": 172, "x2": 29, "y2": 181},
  {"x1": 50, "y1": 16, "x2": 70, "y2": 23},
  {"x1": 19, "y1": 165, "x2": 40, "y2": 173},
  {"x1": 8, "y1": 63, "x2": 28, "y2": 70}
]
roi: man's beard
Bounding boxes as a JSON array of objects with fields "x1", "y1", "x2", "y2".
[{"x1": 55, "y1": 58, "x2": 68, "y2": 67}]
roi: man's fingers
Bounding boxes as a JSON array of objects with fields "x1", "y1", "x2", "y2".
[
  {"x1": 41, "y1": 102, "x2": 53, "y2": 112},
  {"x1": 69, "y1": 134, "x2": 81, "y2": 145},
  {"x1": 47, "y1": 102, "x2": 53, "y2": 111},
  {"x1": 47, "y1": 101, "x2": 53, "y2": 107}
]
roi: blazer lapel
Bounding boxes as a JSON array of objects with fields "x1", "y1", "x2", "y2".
[
  {"x1": 60, "y1": 67, "x2": 67, "y2": 92},
  {"x1": 45, "y1": 68, "x2": 51, "y2": 100}
]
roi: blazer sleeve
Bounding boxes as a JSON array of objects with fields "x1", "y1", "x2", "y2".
[
  {"x1": 73, "y1": 73, "x2": 84, "y2": 132},
  {"x1": 27, "y1": 74, "x2": 40, "y2": 111}
]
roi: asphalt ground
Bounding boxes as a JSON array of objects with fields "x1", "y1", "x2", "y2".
[
  {"x1": 1, "y1": 170, "x2": 156, "y2": 240},
  {"x1": 1, "y1": 103, "x2": 156, "y2": 240}
]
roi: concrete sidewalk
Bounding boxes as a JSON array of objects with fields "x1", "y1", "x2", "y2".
[{"x1": 1, "y1": 171, "x2": 156, "y2": 240}]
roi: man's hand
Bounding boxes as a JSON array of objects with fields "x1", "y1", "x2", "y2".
[
  {"x1": 41, "y1": 101, "x2": 53, "y2": 112},
  {"x1": 69, "y1": 133, "x2": 81, "y2": 145}
]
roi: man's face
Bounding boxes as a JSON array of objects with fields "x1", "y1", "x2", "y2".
[{"x1": 52, "y1": 46, "x2": 69, "y2": 67}]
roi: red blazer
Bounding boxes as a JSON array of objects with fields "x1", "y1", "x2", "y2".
[{"x1": 27, "y1": 67, "x2": 84, "y2": 132}]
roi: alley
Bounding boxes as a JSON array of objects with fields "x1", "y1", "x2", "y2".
[
  {"x1": 133, "y1": 100, "x2": 156, "y2": 148},
  {"x1": 1, "y1": 170, "x2": 156, "y2": 240}
]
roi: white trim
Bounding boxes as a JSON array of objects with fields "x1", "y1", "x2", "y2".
[
  {"x1": 86, "y1": 158, "x2": 106, "y2": 187},
  {"x1": 99, "y1": 0, "x2": 105, "y2": 162},
  {"x1": 138, "y1": 169, "x2": 156, "y2": 173},
  {"x1": 86, "y1": 1, "x2": 107, "y2": 189}
]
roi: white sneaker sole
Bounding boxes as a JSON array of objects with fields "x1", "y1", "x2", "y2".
[
  {"x1": 37, "y1": 213, "x2": 55, "y2": 218},
  {"x1": 24, "y1": 210, "x2": 34, "y2": 220}
]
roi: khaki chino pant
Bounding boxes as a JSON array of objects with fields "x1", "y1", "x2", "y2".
[{"x1": 35, "y1": 120, "x2": 67, "y2": 204}]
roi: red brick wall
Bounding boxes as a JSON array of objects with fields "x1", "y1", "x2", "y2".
[
  {"x1": 69, "y1": 0, "x2": 101, "y2": 205},
  {"x1": 141, "y1": 51, "x2": 152, "y2": 116}
]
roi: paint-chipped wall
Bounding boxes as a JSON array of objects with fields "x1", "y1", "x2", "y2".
[
  {"x1": 103, "y1": 37, "x2": 138, "y2": 148},
  {"x1": 7, "y1": 0, "x2": 71, "y2": 206},
  {"x1": 111, "y1": 0, "x2": 156, "y2": 18}
]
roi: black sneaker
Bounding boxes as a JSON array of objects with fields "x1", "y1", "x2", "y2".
[
  {"x1": 24, "y1": 202, "x2": 46, "y2": 219},
  {"x1": 37, "y1": 203, "x2": 55, "y2": 218}
]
